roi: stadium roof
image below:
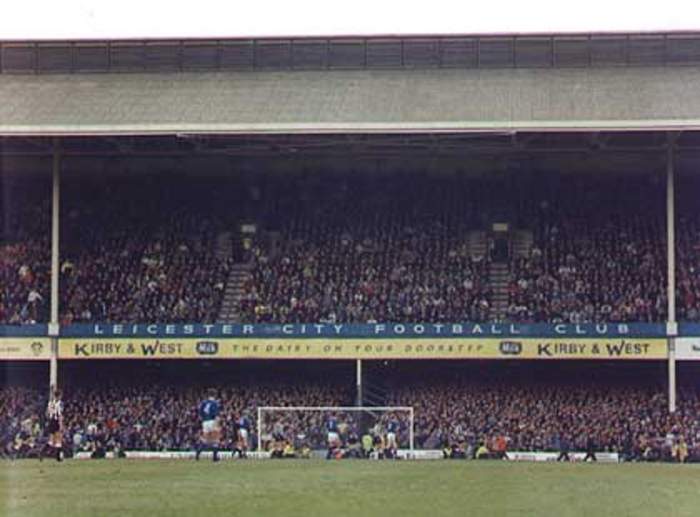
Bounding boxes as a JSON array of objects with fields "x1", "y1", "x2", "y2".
[
  {"x1": 2, "y1": 32, "x2": 700, "y2": 136},
  {"x1": 1, "y1": 66, "x2": 700, "y2": 135},
  {"x1": 3, "y1": 33, "x2": 700, "y2": 73}
]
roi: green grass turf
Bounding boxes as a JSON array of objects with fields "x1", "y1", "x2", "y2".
[{"x1": 1, "y1": 459, "x2": 700, "y2": 517}]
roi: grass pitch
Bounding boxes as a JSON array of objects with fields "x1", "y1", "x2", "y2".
[{"x1": 2, "y1": 459, "x2": 700, "y2": 517}]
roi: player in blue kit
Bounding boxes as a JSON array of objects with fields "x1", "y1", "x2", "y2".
[
  {"x1": 386, "y1": 414, "x2": 400, "y2": 459},
  {"x1": 233, "y1": 412, "x2": 251, "y2": 459},
  {"x1": 325, "y1": 414, "x2": 341, "y2": 459},
  {"x1": 196, "y1": 389, "x2": 221, "y2": 462}
]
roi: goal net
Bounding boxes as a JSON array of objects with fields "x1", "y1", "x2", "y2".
[{"x1": 257, "y1": 406, "x2": 414, "y2": 458}]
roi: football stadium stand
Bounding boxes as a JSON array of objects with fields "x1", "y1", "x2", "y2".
[
  {"x1": 2, "y1": 171, "x2": 697, "y2": 325},
  {"x1": 2, "y1": 362, "x2": 700, "y2": 462},
  {"x1": 3, "y1": 33, "x2": 700, "y2": 473}
]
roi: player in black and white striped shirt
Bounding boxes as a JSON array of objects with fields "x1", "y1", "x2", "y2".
[{"x1": 45, "y1": 390, "x2": 64, "y2": 462}]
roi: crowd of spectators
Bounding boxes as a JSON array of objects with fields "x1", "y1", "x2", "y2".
[
  {"x1": 0, "y1": 376, "x2": 354, "y2": 457},
  {"x1": 3, "y1": 363, "x2": 699, "y2": 462},
  {"x1": 506, "y1": 178, "x2": 667, "y2": 323},
  {"x1": 0, "y1": 178, "x2": 50, "y2": 324},
  {"x1": 0, "y1": 387, "x2": 46, "y2": 458},
  {"x1": 1, "y1": 175, "x2": 240, "y2": 325},
  {"x1": 0, "y1": 237, "x2": 49, "y2": 324},
  {"x1": 235, "y1": 173, "x2": 700, "y2": 324},
  {"x1": 389, "y1": 380, "x2": 700, "y2": 460},
  {"x1": 61, "y1": 381, "x2": 352, "y2": 453},
  {"x1": 678, "y1": 215, "x2": 700, "y2": 321},
  {"x1": 2, "y1": 171, "x2": 700, "y2": 324},
  {"x1": 57, "y1": 178, "x2": 235, "y2": 324},
  {"x1": 385, "y1": 364, "x2": 700, "y2": 461},
  {"x1": 676, "y1": 177, "x2": 700, "y2": 321},
  {"x1": 59, "y1": 224, "x2": 232, "y2": 324},
  {"x1": 237, "y1": 175, "x2": 492, "y2": 323}
]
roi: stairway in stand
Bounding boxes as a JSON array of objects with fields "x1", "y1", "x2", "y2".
[
  {"x1": 360, "y1": 362, "x2": 390, "y2": 407},
  {"x1": 486, "y1": 229, "x2": 532, "y2": 321},
  {"x1": 216, "y1": 229, "x2": 255, "y2": 323},
  {"x1": 488, "y1": 262, "x2": 510, "y2": 321},
  {"x1": 467, "y1": 230, "x2": 487, "y2": 259},
  {"x1": 218, "y1": 263, "x2": 254, "y2": 323},
  {"x1": 214, "y1": 231, "x2": 233, "y2": 261},
  {"x1": 511, "y1": 229, "x2": 533, "y2": 259}
]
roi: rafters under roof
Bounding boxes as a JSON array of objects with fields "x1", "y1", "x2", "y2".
[{"x1": 0, "y1": 131, "x2": 697, "y2": 158}]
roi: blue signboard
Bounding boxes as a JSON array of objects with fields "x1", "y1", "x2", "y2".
[
  {"x1": 4, "y1": 322, "x2": 699, "y2": 338},
  {"x1": 57, "y1": 322, "x2": 667, "y2": 338}
]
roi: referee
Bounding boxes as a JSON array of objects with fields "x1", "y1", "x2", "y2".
[
  {"x1": 46, "y1": 390, "x2": 64, "y2": 462},
  {"x1": 583, "y1": 434, "x2": 598, "y2": 462}
]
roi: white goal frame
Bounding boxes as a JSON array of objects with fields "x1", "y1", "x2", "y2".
[{"x1": 257, "y1": 405, "x2": 415, "y2": 455}]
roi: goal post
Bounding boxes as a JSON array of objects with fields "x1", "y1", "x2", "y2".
[{"x1": 257, "y1": 406, "x2": 414, "y2": 457}]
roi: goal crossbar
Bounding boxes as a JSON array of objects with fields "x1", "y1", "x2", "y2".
[
  {"x1": 256, "y1": 405, "x2": 414, "y2": 454},
  {"x1": 258, "y1": 406, "x2": 413, "y2": 412}
]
